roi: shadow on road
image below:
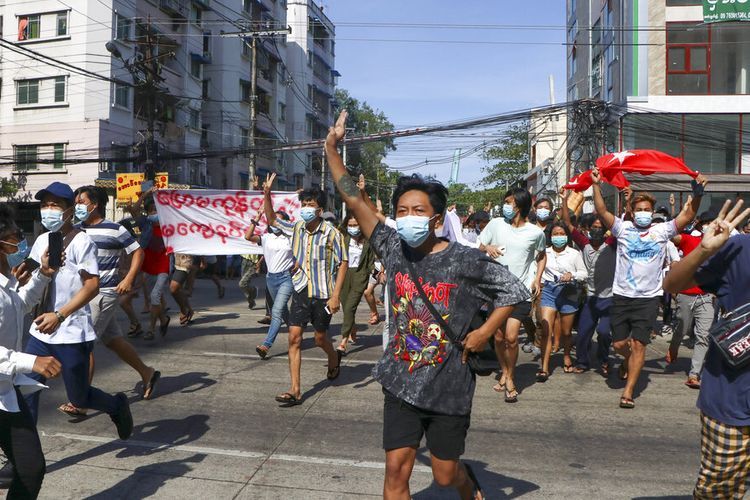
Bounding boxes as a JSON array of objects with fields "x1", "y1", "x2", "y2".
[
  {"x1": 83, "y1": 453, "x2": 206, "y2": 500},
  {"x1": 141, "y1": 371, "x2": 217, "y2": 398},
  {"x1": 411, "y1": 458, "x2": 540, "y2": 499}
]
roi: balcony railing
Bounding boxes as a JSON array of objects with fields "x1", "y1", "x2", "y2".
[{"x1": 160, "y1": 0, "x2": 187, "y2": 18}]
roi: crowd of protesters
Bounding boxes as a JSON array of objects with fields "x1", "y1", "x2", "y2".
[{"x1": 1, "y1": 113, "x2": 750, "y2": 499}]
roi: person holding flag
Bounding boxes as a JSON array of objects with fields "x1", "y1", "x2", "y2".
[{"x1": 591, "y1": 164, "x2": 706, "y2": 408}]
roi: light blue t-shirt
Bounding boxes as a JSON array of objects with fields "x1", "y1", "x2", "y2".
[{"x1": 479, "y1": 218, "x2": 546, "y2": 290}]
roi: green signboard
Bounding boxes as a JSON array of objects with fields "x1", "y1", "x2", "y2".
[{"x1": 704, "y1": 0, "x2": 750, "y2": 23}]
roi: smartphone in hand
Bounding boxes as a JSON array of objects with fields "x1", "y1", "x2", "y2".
[
  {"x1": 22, "y1": 258, "x2": 40, "y2": 271},
  {"x1": 48, "y1": 231, "x2": 63, "y2": 268}
]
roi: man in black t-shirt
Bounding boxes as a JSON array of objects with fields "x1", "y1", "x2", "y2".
[{"x1": 325, "y1": 111, "x2": 528, "y2": 500}]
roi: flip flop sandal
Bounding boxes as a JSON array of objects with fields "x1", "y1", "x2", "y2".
[
  {"x1": 143, "y1": 370, "x2": 161, "y2": 400},
  {"x1": 327, "y1": 350, "x2": 343, "y2": 380},
  {"x1": 492, "y1": 382, "x2": 505, "y2": 392},
  {"x1": 256, "y1": 345, "x2": 269, "y2": 359},
  {"x1": 504, "y1": 388, "x2": 519, "y2": 404},
  {"x1": 144, "y1": 331, "x2": 155, "y2": 341},
  {"x1": 600, "y1": 363, "x2": 610, "y2": 377},
  {"x1": 160, "y1": 316, "x2": 171, "y2": 337},
  {"x1": 536, "y1": 371, "x2": 549, "y2": 383},
  {"x1": 275, "y1": 392, "x2": 303, "y2": 406},
  {"x1": 179, "y1": 310, "x2": 194, "y2": 326},
  {"x1": 58, "y1": 403, "x2": 87, "y2": 417},
  {"x1": 127, "y1": 323, "x2": 143, "y2": 338},
  {"x1": 463, "y1": 462, "x2": 485, "y2": 500},
  {"x1": 368, "y1": 315, "x2": 381, "y2": 325},
  {"x1": 619, "y1": 397, "x2": 635, "y2": 409},
  {"x1": 563, "y1": 364, "x2": 575, "y2": 374},
  {"x1": 685, "y1": 377, "x2": 701, "y2": 389}
]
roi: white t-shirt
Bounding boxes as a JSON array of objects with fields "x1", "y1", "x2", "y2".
[
  {"x1": 260, "y1": 233, "x2": 294, "y2": 274},
  {"x1": 29, "y1": 231, "x2": 100, "y2": 344},
  {"x1": 611, "y1": 217, "x2": 678, "y2": 298},
  {"x1": 348, "y1": 239, "x2": 364, "y2": 269},
  {"x1": 478, "y1": 218, "x2": 546, "y2": 290},
  {"x1": 541, "y1": 246, "x2": 587, "y2": 283}
]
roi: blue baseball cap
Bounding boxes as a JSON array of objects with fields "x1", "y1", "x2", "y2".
[{"x1": 35, "y1": 182, "x2": 74, "y2": 203}]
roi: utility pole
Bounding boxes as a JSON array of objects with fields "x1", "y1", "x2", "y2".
[{"x1": 222, "y1": 24, "x2": 291, "y2": 187}]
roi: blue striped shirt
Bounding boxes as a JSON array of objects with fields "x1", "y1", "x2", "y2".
[
  {"x1": 276, "y1": 218, "x2": 347, "y2": 299},
  {"x1": 77, "y1": 220, "x2": 141, "y2": 289}
]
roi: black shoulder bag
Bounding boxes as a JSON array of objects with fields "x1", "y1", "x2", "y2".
[
  {"x1": 709, "y1": 302, "x2": 750, "y2": 370},
  {"x1": 404, "y1": 257, "x2": 496, "y2": 377}
]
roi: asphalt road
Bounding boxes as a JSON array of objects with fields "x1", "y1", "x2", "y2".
[{"x1": 27, "y1": 277, "x2": 702, "y2": 499}]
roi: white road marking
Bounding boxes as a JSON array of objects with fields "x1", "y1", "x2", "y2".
[
  {"x1": 41, "y1": 431, "x2": 432, "y2": 473},
  {"x1": 201, "y1": 351, "x2": 379, "y2": 365}
]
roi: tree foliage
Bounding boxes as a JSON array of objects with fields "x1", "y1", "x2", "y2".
[
  {"x1": 481, "y1": 122, "x2": 530, "y2": 188},
  {"x1": 0, "y1": 177, "x2": 20, "y2": 200},
  {"x1": 447, "y1": 182, "x2": 505, "y2": 215}
]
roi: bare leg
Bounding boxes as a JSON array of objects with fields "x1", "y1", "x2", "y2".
[
  {"x1": 384, "y1": 446, "x2": 417, "y2": 500},
  {"x1": 287, "y1": 326, "x2": 303, "y2": 398},
  {"x1": 560, "y1": 312, "x2": 576, "y2": 369},
  {"x1": 431, "y1": 456, "x2": 479, "y2": 500},
  {"x1": 314, "y1": 330, "x2": 337, "y2": 371},
  {"x1": 539, "y1": 307, "x2": 557, "y2": 374},
  {"x1": 106, "y1": 337, "x2": 155, "y2": 384},
  {"x1": 169, "y1": 280, "x2": 192, "y2": 316},
  {"x1": 623, "y1": 340, "x2": 647, "y2": 400},
  {"x1": 502, "y1": 318, "x2": 521, "y2": 393},
  {"x1": 364, "y1": 282, "x2": 379, "y2": 318}
]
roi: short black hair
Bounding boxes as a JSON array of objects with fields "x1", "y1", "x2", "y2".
[
  {"x1": 275, "y1": 210, "x2": 290, "y2": 221},
  {"x1": 0, "y1": 205, "x2": 18, "y2": 238},
  {"x1": 503, "y1": 187, "x2": 532, "y2": 218},
  {"x1": 548, "y1": 220, "x2": 572, "y2": 245},
  {"x1": 298, "y1": 188, "x2": 326, "y2": 209},
  {"x1": 74, "y1": 185, "x2": 108, "y2": 217},
  {"x1": 579, "y1": 213, "x2": 596, "y2": 229},
  {"x1": 473, "y1": 210, "x2": 490, "y2": 223},
  {"x1": 535, "y1": 197, "x2": 554, "y2": 209},
  {"x1": 391, "y1": 174, "x2": 448, "y2": 217}
]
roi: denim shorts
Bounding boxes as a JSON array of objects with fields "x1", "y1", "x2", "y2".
[{"x1": 540, "y1": 282, "x2": 580, "y2": 314}]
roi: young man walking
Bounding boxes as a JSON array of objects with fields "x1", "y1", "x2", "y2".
[
  {"x1": 592, "y1": 168, "x2": 705, "y2": 408},
  {"x1": 263, "y1": 176, "x2": 348, "y2": 405},
  {"x1": 326, "y1": 110, "x2": 528, "y2": 500},
  {"x1": 23, "y1": 182, "x2": 133, "y2": 439},
  {"x1": 664, "y1": 199, "x2": 750, "y2": 499}
]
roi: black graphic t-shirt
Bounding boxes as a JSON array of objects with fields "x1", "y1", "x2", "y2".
[{"x1": 370, "y1": 222, "x2": 530, "y2": 416}]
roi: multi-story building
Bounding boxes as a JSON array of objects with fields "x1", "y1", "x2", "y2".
[
  {"x1": 525, "y1": 105, "x2": 568, "y2": 201},
  {"x1": 0, "y1": 0, "x2": 337, "y2": 204},
  {"x1": 285, "y1": 0, "x2": 338, "y2": 195},
  {"x1": 567, "y1": 0, "x2": 750, "y2": 210}
]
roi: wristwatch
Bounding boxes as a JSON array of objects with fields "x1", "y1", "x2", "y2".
[
  {"x1": 250, "y1": 219, "x2": 259, "y2": 226},
  {"x1": 54, "y1": 311, "x2": 66, "y2": 323}
]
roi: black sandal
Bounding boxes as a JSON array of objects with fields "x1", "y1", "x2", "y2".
[
  {"x1": 159, "y1": 316, "x2": 171, "y2": 337},
  {"x1": 127, "y1": 323, "x2": 143, "y2": 338},
  {"x1": 327, "y1": 350, "x2": 343, "y2": 380},
  {"x1": 504, "y1": 387, "x2": 518, "y2": 403},
  {"x1": 143, "y1": 370, "x2": 161, "y2": 400},
  {"x1": 275, "y1": 392, "x2": 303, "y2": 406},
  {"x1": 536, "y1": 370, "x2": 549, "y2": 383},
  {"x1": 463, "y1": 462, "x2": 485, "y2": 500}
]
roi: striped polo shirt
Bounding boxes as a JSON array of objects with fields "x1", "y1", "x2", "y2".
[
  {"x1": 276, "y1": 218, "x2": 347, "y2": 299},
  {"x1": 77, "y1": 220, "x2": 141, "y2": 289}
]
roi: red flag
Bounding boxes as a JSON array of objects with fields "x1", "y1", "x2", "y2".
[{"x1": 564, "y1": 149, "x2": 698, "y2": 192}]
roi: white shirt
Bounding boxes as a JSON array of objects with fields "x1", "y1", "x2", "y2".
[
  {"x1": 438, "y1": 209, "x2": 481, "y2": 248},
  {"x1": 0, "y1": 272, "x2": 50, "y2": 412},
  {"x1": 348, "y1": 239, "x2": 364, "y2": 269},
  {"x1": 29, "y1": 231, "x2": 100, "y2": 344},
  {"x1": 479, "y1": 218, "x2": 546, "y2": 290},
  {"x1": 611, "y1": 217, "x2": 678, "y2": 298},
  {"x1": 260, "y1": 232, "x2": 294, "y2": 274},
  {"x1": 542, "y1": 246, "x2": 587, "y2": 283}
]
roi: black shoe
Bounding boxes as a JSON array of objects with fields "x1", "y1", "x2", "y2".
[
  {"x1": 0, "y1": 462, "x2": 14, "y2": 489},
  {"x1": 110, "y1": 393, "x2": 133, "y2": 440},
  {"x1": 258, "y1": 316, "x2": 271, "y2": 325}
]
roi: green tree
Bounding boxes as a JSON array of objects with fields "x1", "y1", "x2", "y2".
[
  {"x1": 481, "y1": 122, "x2": 530, "y2": 188},
  {"x1": 333, "y1": 88, "x2": 398, "y2": 212},
  {"x1": 447, "y1": 182, "x2": 505, "y2": 215},
  {"x1": 0, "y1": 177, "x2": 19, "y2": 200}
]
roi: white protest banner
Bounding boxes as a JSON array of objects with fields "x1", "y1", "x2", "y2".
[{"x1": 153, "y1": 190, "x2": 301, "y2": 255}]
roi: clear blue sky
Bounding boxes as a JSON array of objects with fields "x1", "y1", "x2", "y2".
[{"x1": 323, "y1": 0, "x2": 566, "y2": 186}]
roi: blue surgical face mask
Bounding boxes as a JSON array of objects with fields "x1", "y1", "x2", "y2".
[
  {"x1": 347, "y1": 226, "x2": 361, "y2": 237},
  {"x1": 300, "y1": 207, "x2": 318, "y2": 223},
  {"x1": 551, "y1": 235, "x2": 568, "y2": 248},
  {"x1": 502, "y1": 204, "x2": 517, "y2": 221},
  {"x1": 147, "y1": 214, "x2": 159, "y2": 224},
  {"x1": 634, "y1": 211, "x2": 653, "y2": 228},
  {"x1": 75, "y1": 204, "x2": 91, "y2": 222},
  {"x1": 396, "y1": 215, "x2": 434, "y2": 248},
  {"x1": 40, "y1": 209, "x2": 65, "y2": 232},
  {"x1": 536, "y1": 208, "x2": 551, "y2": 221},
  {"x1": 2, "y1": 239, "x2": 30, "y2": 269}
]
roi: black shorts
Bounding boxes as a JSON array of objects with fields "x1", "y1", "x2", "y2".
[
  {"x1": 171, "y1": 269, "x2": 189, "y2": 285},
  {"x1": 382, "y1": 389, "x2": 470, "y2": 461},
  {"x1": 288, "y1": 288, "x2": 332, "y2": 332},
  {"x1": 610, "y1": 295, "x2": 660, "y2": 345},
  {"x1": 509, "y1": 301, "x2": 532, "y2": 322}
]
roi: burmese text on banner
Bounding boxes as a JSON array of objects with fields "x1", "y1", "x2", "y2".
[{"x1": 153, "y1": 190, "x2": 301, "y2": 255}]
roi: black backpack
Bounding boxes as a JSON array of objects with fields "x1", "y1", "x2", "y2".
[{"x1": 710, "y1": 302, "x2": 750, "y2": 370}]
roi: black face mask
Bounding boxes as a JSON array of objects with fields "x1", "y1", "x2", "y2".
[{"x1": 589, "y1": 228, "x2": 605, "y2": 244}]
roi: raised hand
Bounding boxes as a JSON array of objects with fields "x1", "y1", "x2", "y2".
[
  {"x1": 357, "y1": 174, "x2": 365, "y2": 191},
  {"x1": 669, "y1": 193, "x2": 676, "y2": 206},
  {"x1": 591, "y1": 167, "x2": 601, "y2": 185},
  {"x1": 251, "y1": 175, "x2": 260, "y2": 190},
  {"x1": 262, "y1": 172, "x2": 276, "y2": 196},
  {"x1": 326, "y1": 110, "x2": 348, "y2": 147},
  {"x1": 700, "y1": 199, "x2": 750, "y2": 254}
]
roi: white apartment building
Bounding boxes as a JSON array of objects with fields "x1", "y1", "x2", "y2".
[
  {"x1": 567, "y1": 0, "x2": 750, "y2": 211},
  {"x1": 285, "y1": 0, "x2": 337, "y2": 194},
  {"x1": 0, "y1": 0, "x2": 337, "y2": 202}
]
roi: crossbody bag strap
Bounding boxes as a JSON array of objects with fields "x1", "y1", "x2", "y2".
[{"x1": 404, "y1": 254, "x2": 461, "y2": 346}]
